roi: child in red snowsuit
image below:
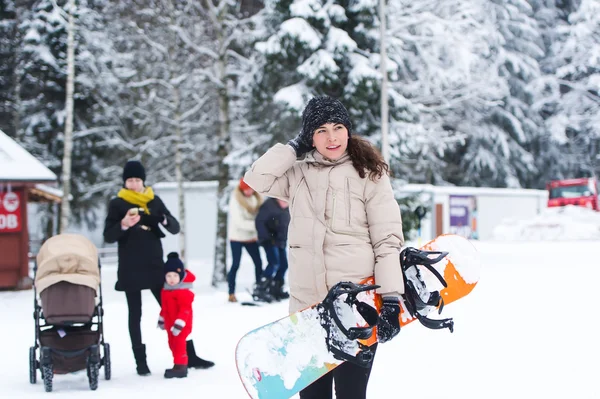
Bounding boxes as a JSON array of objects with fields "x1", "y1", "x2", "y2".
[{"x1": 158, "y1": 252, "x2": 195, "y2": 379}]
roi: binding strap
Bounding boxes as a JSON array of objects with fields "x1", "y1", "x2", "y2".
[
  {"x1": 318, "y1": 282, "x2": 380, "y2": 368},
  {"x1": 400, "y1": 247, "x2": 455, "y2": 332}
]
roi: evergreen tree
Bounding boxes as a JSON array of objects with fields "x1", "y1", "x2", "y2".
[
  {"x1": 248, "y1": 0, "x2": 384, "y2": 152},
  {"x1": 531, "y1": 0, "x2": 600, "y2": 181},
  {"x1": 15, "y1": 0, "x2": 119, "y2": 228},
  {"x1": 0, "y1": 0, "x2": 18, "y2": 136},
  {"x1": 386, "y1": 0, "x2": 505, "y2": 185},
  {"x1": 451, "y1": 0, "x2": 545, "y2": 188}
]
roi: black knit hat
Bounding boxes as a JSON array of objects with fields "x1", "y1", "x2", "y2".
[
  {"x1": 164, "y1": 252, "x2": 185, "y2": 281},
  {"x1": 122, "y1": 160, "x2": 146, "y2": 183},
  {"x1": 301, "y1": 96, "x2": 352, "y2": 139}
]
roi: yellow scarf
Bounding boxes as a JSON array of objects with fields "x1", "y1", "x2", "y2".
[{"x1": 117, "y1": 187, "x2": 155, "y2": 214}]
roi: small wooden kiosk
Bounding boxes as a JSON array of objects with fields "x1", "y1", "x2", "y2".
[{"x1": 0, "y1": 130, "x2": 58, "y2": 290}]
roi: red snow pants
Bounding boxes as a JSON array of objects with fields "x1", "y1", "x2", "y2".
[{"x1": 167, "y1": 330, "x2": 189, "y2": 365}]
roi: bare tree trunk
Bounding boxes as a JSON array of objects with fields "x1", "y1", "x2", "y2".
[
  {"x1": 160, "y1": 2, "x2": 187, "y2": 260},
  {"x1": 211, "y1": 34, "x2": 231, "y2": 287},
  {"x1": 60, "y1": 0, "x2": 75, "y2": 233},
  {"x1": 13, "y1": 65, "x2": 21, "y2": 141},
  {"x1": 379, "y1": 0, "x2": 389, "y2": 164},
  {"x1": 173, "y1": 87, "x2": 186, "y2": 259}
]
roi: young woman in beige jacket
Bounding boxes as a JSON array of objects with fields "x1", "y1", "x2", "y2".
[{"x1": 244, "y1": 96, "x2": 405, "y2": 399}]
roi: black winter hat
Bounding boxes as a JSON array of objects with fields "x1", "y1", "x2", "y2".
[
  {"x1": 122, "y1": 160, "x2": 146, "y2": 183},
  {"x1": 164, "y1": 252, "x2": 185, "y2": 281},
  {"x1": 301, "y1": 96, "x2": 353, "y2": 139}
]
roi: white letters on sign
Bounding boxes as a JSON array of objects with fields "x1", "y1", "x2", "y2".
[
  {"x1": 0, "y1": 192, "x2": 21, "y2": 232},
  {"x1": 0, "y1": 212, "x2": 19, "y2": 230}
]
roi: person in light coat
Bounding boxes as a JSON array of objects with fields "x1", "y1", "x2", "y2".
[
  {"x1": 244, "y1": 96, "x2": 405, "y2": 399},
  {"x1": 226, "y1": 178, "x2": 263, "y2": 302}
]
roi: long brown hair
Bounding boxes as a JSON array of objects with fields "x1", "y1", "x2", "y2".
[
  {"x1": 234, "y1": 186, "x2": 262, "y2": 214},
  {"x1": 347, "y1": 136, "x2": 390, "y2": 180}
]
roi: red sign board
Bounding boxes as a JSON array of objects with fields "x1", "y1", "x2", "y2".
[{"x1": 0, "y1": 191, "x2": 22, "y2": 233}]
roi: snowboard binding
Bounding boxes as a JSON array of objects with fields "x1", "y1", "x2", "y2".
[
  {"x1": 250, "y1": 279, "x2": 275, "y2": 303},
  {"x1": 318, "y1": 281, "x2": 380, "y2": 368},
  {"x1": 400, "y1": 247, "x2": 455, "y2": 332}
]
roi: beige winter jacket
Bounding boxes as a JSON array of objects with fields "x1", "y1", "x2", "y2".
[{"x1": 244, "y1": 144, "x2": 405, "y2": 313}]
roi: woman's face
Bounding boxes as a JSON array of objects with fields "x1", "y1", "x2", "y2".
[
  {"x1": 125, "y1": 178, "x2": 144, "y2": 193},
  {"x1": 242, "y1": 188, "x2": 254, "y2": 197},
  {"x1": 312, "y1": 123, "x2": 349, "y2": 160}
]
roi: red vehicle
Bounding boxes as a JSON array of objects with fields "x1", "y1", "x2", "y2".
[{"x1": 546, "y1": 178, "x2": 599, "y2": 211}]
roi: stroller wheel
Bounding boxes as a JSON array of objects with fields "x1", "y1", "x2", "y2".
[
  {"x1": 41, "y1": 364, "x2": 53, "y2": 392},
  {"x1": 103, "y1": 343, "x2": 111, "y2": 380},
  {"x1": 29, "y1": 346, "x2": 37, "y2": 384},
  {"x1": 87, "y1": 361, "x2": 100, "y2": 391},
  {"x1": 87, "y1": 346, "x2": 100, "y2": 391}
]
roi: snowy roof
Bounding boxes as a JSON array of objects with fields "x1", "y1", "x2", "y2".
[
  {"x1": 29, "y1": 184, "x2": 66, "y2": 203},
  {"x1": 0, "y1": 129, "x2": 57, "y2": 182},
  {"x1": 33, "y1": 184, "x2": 64, "y2": 198}
]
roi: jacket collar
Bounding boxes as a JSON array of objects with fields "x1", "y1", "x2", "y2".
[{"x1": 301, "y1": 149, "x2": 350, "y2": 167}]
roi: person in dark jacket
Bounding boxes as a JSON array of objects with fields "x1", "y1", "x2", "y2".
[
  {"x1": 103, "y1": 160, "x2": 214, "y2": 376},
  {"x1": 253, "y1": 197, "x2": 291, "y2": 301}
]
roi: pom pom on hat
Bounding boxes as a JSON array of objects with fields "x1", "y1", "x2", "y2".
[{"x1": 164, "y1": 252, "x2": 185, "y2": 281}]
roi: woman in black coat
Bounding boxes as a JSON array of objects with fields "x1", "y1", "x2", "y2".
[{"x1": 103, "y1": 160, "x2": 214, "y2": 376}]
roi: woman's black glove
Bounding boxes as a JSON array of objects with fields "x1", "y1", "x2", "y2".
[
  {"x1": 377, "y1": 297, "x2": 401, "y2": 343},
  {"x1": 139, "y1": 213, "x2": 164, "y2": 226},
  {"x1": 288, "y1": 131, "x2": 313, "y2": 157}
]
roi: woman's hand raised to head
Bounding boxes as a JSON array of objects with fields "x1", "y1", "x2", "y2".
[{"x1": 288, "y1": 131, "x2": 313, "y2": 157}]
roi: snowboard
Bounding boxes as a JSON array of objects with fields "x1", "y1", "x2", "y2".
[
  {"x1": 240, "y1": 301, "x2": 263, "y2": 307},
  {"x1": 240, "y1": 289, "x2": 267, "y2": 307},
  {"x1": 235, "y1": 234, "x2": 481, "y2": 399},
  {"x1": 240, "y1": 286, "x2": 282, "y2": 306}
]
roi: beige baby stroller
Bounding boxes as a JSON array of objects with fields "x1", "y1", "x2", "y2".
[{"x1": 29, "y1": 233, "x2": 111, "y2": 392}]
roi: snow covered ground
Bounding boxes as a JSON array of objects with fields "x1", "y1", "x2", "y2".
[
  {"x1": 2, "y1": 212, "x2": 600, "y2": 398},
  {"x1": 493, "y1": 205, "x2": 600, "y2": 241}
]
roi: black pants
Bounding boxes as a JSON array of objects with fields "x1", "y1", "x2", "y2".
[
  {"x1": 125, "y1": 286, "x2": 163, "y2": 348},
  {"x1": 299, "y1": 344, "x2": 378, "y2": 399}
]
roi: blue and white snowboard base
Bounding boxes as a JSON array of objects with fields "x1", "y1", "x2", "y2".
[{"x1": 235, "y1": 303, "x2": 356, "y2": 399}]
